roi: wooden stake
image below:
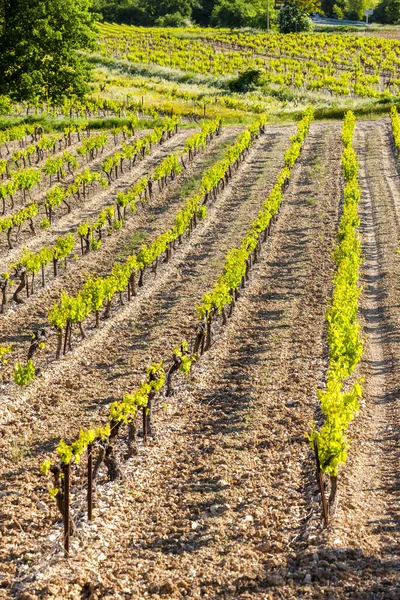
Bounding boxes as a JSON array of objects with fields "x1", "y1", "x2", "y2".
[
  {"x1": 87, "y1": 443, "x2": 93, "y2": 521},
  {"x1": 313, "y1": 440, "x2": 329, "y2": 527},
  {"x1": 143, "y1": 407, "x2": 147, "y2": 443},
  {"x1": 63, "y1": 463, "x2": 70, "y2": 557}
]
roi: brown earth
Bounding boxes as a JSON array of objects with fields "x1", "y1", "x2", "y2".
[
  {"x1": 2, "y1": 120, "x2": 400, "y2": 600},
  {"x1": 0, "y1": 127, "x2": 189, "y2": 271},
  {"x1": 0, "y1": 126, "x2": 242, "y2": 375}
]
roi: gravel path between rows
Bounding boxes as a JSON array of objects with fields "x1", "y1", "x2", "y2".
[
  {"x1": 0, "y1": 124, "x2": 296, "y2": 598},
  {"x1": 299, "y1": 119, "x2": 400, "y2": 599},
  {"x1": 0, "y1": 128, "x2": 188, "y2": 272},
  {"x1": 0, "y1": 127, "x2": 240, "y2": 374},
  {"x1": 1, "y1": 122, "x2": 345, "y2": 599}
]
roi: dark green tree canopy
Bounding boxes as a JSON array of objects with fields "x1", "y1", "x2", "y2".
[
  {"x1": 210, "y1": 0, "x2": 270, "y2": 28},
  {"x1": 373, "y1": 0, "x2": 400, "y2": 23},
  {"x1": 92, "y1": 0, "x2": 199, "y2": 25},
  {"x1": 90, "y1": 0, "x2": 400, "y2": 27},
  {"x1": 278, "y1": 4, "x2": 314, "y2": 32},
  {"x1": 0, "y1": 0, "x2": 97, "y2": 104},
  {"x1": 278, "y1": 0, "x2": 318, "y2": 33}
]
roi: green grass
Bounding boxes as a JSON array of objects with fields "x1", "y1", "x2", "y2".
[
  {"x1": 0, "y1": 115, "x2": 169, "y2": 133},
  {"x1": 176, "y1": 137, "x2": 234, "y2": 201},
  {"x1": 179, "y1": 175, "x2": 200, "y2": 199},
  {"x1": 121, "y1": 230, "x2": 147, "y2": 257},
  {"x1": 85, "y1": 53, "x2": 229, "y2": 90}
]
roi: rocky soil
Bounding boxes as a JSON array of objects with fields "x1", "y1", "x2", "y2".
[{"x1": 1, "y1": 121, "x2": 400, "y2": 599}]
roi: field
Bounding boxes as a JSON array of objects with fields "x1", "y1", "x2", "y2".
[{"x1": 1, "y1": 25, "x2": 400, "y2": 600}]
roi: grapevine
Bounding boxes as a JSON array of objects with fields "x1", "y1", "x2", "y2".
[
  {"x1": 46, "y1": 117, "x2": 265, "y2": 357},
  {"x1": 308, "y1": 111, "x2": 363, "y2": 510}
]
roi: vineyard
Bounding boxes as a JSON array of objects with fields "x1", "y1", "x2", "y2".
[
  {"x1": 97, "y1": 24, "x2": 400, "y2": 98},
  {"x1": 1, "y1": 22, "x2": 400, "y2": 600}
]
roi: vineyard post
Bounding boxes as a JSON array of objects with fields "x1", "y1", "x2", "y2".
[
  {"x1": 63, "y1": 462, "x2": 71, "y2": 556},
  {"x1": 313, "y1": 440, "x2": 329, "y2": 527},
  {"x1": 143, "y1": 407, "x2": 147, "y2": 443},
  {"x1": 88, "y1": 443, "x2": 93, "y2": 521}
]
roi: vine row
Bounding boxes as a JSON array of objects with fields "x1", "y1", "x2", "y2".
[
  {"x1": 308, "y1": 111, "x2": 363, "y2": 521},
  {"x1": 39, "y1": 111, "x2": 311, "y2": 555}
]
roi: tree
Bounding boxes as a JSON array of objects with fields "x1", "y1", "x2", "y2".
[
  {"x1": 373, "y1": 0, "x2": 400, "y2": 22},
  {"x1": 93, "y1": 0, "x2": 198, "y2": 24},
  {"x1": 103, "y1": 3, "x2": 153, "y2": 25},
  {"x1": 278, "y1": 0, "x2": 319, "y2": 32},
  {"x1": 345, "y1": 0, "x2": 367, "y2": 19},
  {"x1": 211, "y1": 0, "x2": 271, "y2": 27},
  {"x1": 90, "y1": 0, "x2": 127, "y2": 21},
  {"x1": 152, "y1": 0, "x2": 198, "y2": 18},
  {"x1": 192, "y1": 0, "x2": 217, "y2": 25},
  {"x1": 332, "y1": 3, "x2": 345, "y2": 17},
  {"x1": 0, "y1": 0, "x2": 97, "y2": 104}
]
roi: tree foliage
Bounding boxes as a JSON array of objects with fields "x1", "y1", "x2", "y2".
[
  {"x1": 373, "y1": 0, "x2": 400, "y2": 23},
  {"x1": 345, "y1": 0, "x2": 367, "y2": 20},
  {"x1": 288, "y1": 0, "x2": 321, "y2": 12},
  {"x1": 90, "y1": 0, "x2": 385, "y2": 25},
  {"x1": 93, "y1": 0, "x2": 277, "y2": 26},
  {"x1": 211, "y1": 0, "x2": 272, "y2": 28},
  {"x1": 92, "y1": 0, "x2": 199, "y2": 25},
  {"x1": 278, "y1": 2, "x2": 315, "y2": 32},
  {"x1": 0, "y1": 0, "x2": 97, "y2": 103}
]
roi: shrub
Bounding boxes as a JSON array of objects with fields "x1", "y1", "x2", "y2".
[
  {"x1": 228, "y1": 68, "x2": 266, "y2": 93},
  {"x1": 155, "y1": 12, "x2": 192, "y2": 26},
  {"x1": 278, "y1": 4, "x2": 314, "y2": 32}
]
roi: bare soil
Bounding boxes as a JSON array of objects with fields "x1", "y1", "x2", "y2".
[
  {"x1": 0, "y1": 121, "x2": 342, "y2": 599},
  {"x1": 0, "y1": 127, "x2": 240, "y2": 376},
  {"x1": 3, "y1": 120, "x2": 400, "y2": 600}
]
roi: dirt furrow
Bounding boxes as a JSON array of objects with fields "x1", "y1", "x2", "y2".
[
  {"x1": 0, "y1": 126, "x2": 295, "y2": 594},
  {"x1": 304, "y1": 120, "x2": 400, "y2": 599},
  {"x1": 0, "y1": 129, "x2": 192, "y2": 272},
  {"x1": 8, "y1": 122, "x2": 344, "y2": 599},
  {"x1": 0, "y1": 128, "x2": 240, "y2": 373}
]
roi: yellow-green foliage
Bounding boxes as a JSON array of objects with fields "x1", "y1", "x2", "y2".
[
  {"x1": 308, "y1": 111, "x2": 363, "y2": 476},
  {"x1": 0, "y1": 344, "x2": 12, "y2": 365},
  {"x1": 13, "y1": 359, "x2": 35, "y2": 386},
  {"x1": 197, "y1": 108, "x2": 313, "y2": 320}
]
